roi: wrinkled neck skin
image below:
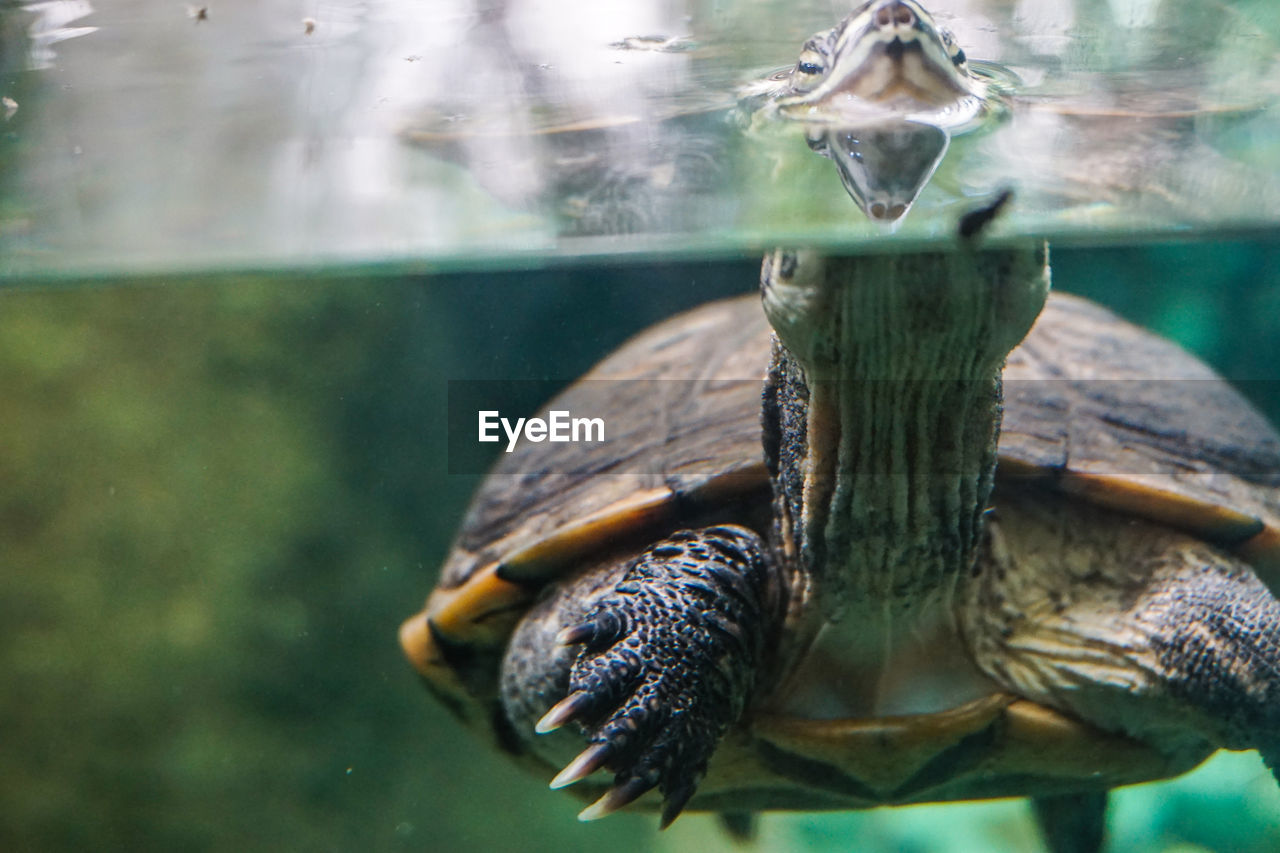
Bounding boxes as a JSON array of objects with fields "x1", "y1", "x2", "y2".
[{"x1": 761, "y1": 246, "x2": 1049, "y2": 624}]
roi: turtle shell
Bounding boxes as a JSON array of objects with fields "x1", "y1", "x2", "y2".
[
  {"x1": 401, "y1": 290, "x2": 1280, "y2": 742},
  {"x1": 999, "y1": 294, "x2": 1280, "y2": 576}
]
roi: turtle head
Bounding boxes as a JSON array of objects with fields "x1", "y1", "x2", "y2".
[{"x1": 777, "y1": 0, "x2": 982, "y2": 121}]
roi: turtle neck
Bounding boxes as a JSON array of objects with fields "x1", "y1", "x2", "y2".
[{"x1": 761, "y1": 245, "x2": 1049, "y2": 619}]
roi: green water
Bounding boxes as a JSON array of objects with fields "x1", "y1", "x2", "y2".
[{"x1": 3, "y1": 0, "x2": 1280, "y2": 850}]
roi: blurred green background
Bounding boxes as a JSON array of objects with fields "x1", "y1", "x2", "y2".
[{"x1": 1, "y1": 242, "x2": 1279, "y2": 852}]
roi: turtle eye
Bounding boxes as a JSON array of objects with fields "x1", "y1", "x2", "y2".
[
  {"x1": 790, "y1": 44, "x2": 827, "y2": 92},
  {"x1": 938, "y1": 27, "x2": 966, "y2": 67},
  {"x1": 777, "y1": 251, "x2": 798, "y2": 280},
  {"x1": 763, "y1": 250, "x2": 799, "y2": 286}
]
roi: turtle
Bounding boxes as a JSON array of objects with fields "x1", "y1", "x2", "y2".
[
  {"x1": 401, "y1": 274, "x2": 1280, "y2": 845},
  {"x1": 400, "y1": 2, "x2": 1280, "y2": 850}
]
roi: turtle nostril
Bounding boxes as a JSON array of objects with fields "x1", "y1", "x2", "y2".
[
  {"x1": 869, "y1": 202, "x2": 888, "y2": 219},
  {"x1": 876, "y1": 2, "x2": 914, "y2": 28}
]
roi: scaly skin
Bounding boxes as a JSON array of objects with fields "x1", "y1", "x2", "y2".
[
  {"x1": 502, "y1": 525, "x2": 784, "y2": 824},
  {"x1": 964, "y1": 491, "x2": 1280, "y2": 787}
]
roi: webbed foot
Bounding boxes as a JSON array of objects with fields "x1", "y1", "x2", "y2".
[{"x1": 535, "y1": 525, "x2": 780, "y2": 826}]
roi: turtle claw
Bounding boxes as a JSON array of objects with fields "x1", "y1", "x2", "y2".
[
  {"x1": 658, "y1": 776, "x2": 700, "y2": 829},
  {"x1": 555, "y1": 623, "x2": 595, "y2": 646},
  {"x1": 555, "y1": 610, "x2": 624, "y2": 649},
  {"x1": 578, "y1": 775, "x2": 657, "y2": 822},
  {"x1": 550, "y1": 742, "x2": 612, "y2": 789},
  {"x1": 535, "y1": 690, "x2": 593, "y2": 734}
]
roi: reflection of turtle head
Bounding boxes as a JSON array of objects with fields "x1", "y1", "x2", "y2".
[{"x1": 807, "y1": 121, "x2": 949, "y2": 224}]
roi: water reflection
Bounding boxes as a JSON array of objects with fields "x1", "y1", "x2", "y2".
[
  {"x1": 805, "y1": 121, "x2": 949, "y2": 224},
  {"x1": 21, "y1": 0, "x2": 96, "y2": 70},
  {"x1": 398, "y1": 2, "x2": 725, "y2": 237},
  {"x1": 0, "y1": 0, "x2": 1278, "y2": 279}
]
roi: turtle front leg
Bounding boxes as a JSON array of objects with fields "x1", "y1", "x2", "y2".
[{"x1": 503, "y1": 524, "x2": 784, "y2": 826}]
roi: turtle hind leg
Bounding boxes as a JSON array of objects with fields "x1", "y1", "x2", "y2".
[
  {"x1": 531, "y1": 524, "x2": 782, "y2": 826},
  {"x1": 1030, "y1": 791, "x2": 1107, "y2": 853}
]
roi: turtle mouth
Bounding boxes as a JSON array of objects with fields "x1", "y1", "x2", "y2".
[{"x1": 816, "y1": 34, "x2": 965, "y2": 109}]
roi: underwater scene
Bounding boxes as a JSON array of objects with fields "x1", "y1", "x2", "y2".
[{"x1": 2, "y1": 1, "x2": 1279, "y2": 852}]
